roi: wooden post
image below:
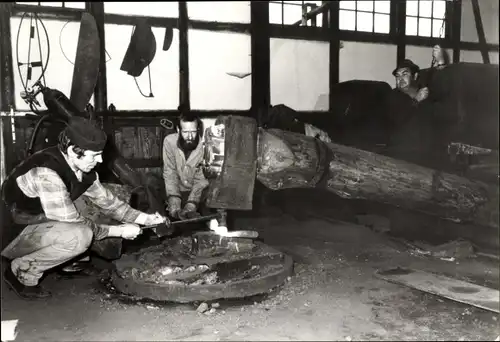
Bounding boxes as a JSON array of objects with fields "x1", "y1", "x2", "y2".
[
  {"x1": 86, "y1": 2, "x2": 108, "y2": 112},
  {"x1": 321, "y1": 1, "x2": 329, "y2": 28},
  {"x1": 393, "y1": 0, "x2": 406, "y2": 64},
  {"x1": 256, "y1": 129, "x2": 498, "y2": 229},
  {"x1": 178, "y1": 1, "x2": 190, "y2": 112},
  {"x1": 328, "y1": 0, "x2": 340, "y2": 111},
  {"x1": 86, "y1": 1, "x2": 113, "y2": 143},
  {"x1": 450, "y1": 0, "x2": 462, "y2": 64},
  {"x1": 0, "y1": 3, "x2": 15, "y2": 175},
  {"x1": 250, "y1": 1, "x2": 270, "y2": 125}
]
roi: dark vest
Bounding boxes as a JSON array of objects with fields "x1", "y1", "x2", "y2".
[
  {"x1": 2, "y1": 146, "x2": 97, "y2": 214},
  {"x1": 1, "y1": 146, "x2": 97, "y2": 249}
]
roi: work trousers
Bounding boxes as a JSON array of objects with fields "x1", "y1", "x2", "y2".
[{"x1": 1, "y1": 221, "x2": 93, "y2": 286}]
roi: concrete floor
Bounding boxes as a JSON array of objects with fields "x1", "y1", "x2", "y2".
[{"x1": 1, "y1": 203, "x2": 499, "y2": 341}]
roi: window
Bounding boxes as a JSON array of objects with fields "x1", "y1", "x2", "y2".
[
  {"x1": 10, "y1": 17, "x2": 95, "y2": 111},
  {"x1": 188, "y1": 1, "x2": 250, "y2": 23},
  {"x1": 269, "y1": 1, "x2": 324, "y2": 27},
  {"x1": 339, "y1": 1, "x2": 390, "y2": 33},
  {"x1": 104, "y1": 2, "x2": 178, "y2": 18},
  {"x1": 105, "y1": 24, "x2": 180, "y2": 110},
  {"x1": 188, "y1": 30, "x2": 251, "y2": 110},
  {"x1": 270, "y1": 38, "x2": 329, "y2": 111},
  {"x1": 15, "y1": 2, "x2": 86, "y2": 9},
  {"x1": 406, "y1": 0, "x2": 447, "y2": 38}
]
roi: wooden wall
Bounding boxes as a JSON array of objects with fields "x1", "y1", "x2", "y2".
[{"x1": 9, "y1": 115, "x2": 175, "y2": 178}]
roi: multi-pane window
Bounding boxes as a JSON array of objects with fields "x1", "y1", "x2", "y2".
[
  {"x1": 406, "y1": 0, "x2": 447, "y2": 38},
  {"x1": 269, "y1": 1, "x2": 324, "y2": 27},
  {"x1": 339, "y1": 1, "x2": 391, "y2": 34}
]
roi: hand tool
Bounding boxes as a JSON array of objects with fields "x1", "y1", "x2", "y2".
[
  {"x1": 141, "y1": 213, "x2": 221, "y2": 237},
  {"x1": 141, "y1": 212, "x2": 259, "y2": 239}
]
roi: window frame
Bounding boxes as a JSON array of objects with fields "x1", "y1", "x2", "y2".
[
  {"x1": 338, "y1": 0, "x2": 392, "y2": 35},
  {"x1": 269, "y1": 0, "x2": 325, "y2": 28},
  {"x1": 405, "y1": 0, "x2": 450, "y2": 40}
]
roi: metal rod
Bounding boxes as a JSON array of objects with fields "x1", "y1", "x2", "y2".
[{"x1": 142, "y1": 213, "x2": 221, "y2": 230}]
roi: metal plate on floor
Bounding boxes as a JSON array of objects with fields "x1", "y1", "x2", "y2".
[{"x1": 375, "y1": 267, "x2": 500, "y2": 313}]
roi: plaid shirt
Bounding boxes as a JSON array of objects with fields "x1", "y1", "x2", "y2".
[{"x1": 15, "y1": 167, "x2": 142, "y2": 240}]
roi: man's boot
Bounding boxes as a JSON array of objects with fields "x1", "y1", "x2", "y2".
[
  {"x1": 4, "y1": 266, "x2": 51, "y2": 300},
  {"x1": 56, "y1": 256, "x2": 99, "y2": 277}
]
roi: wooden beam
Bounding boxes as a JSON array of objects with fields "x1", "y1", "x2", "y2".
[
  {"x1": 105, "y1": 13, "x2": 177, "y2": 28},
  {"x1": 86, "y1": 2, "x2": 113, "y2": 147},
  {"x1": 178, "y1": 1, "x2": 190, "y2": 112},
  {"x1": 404, "y1": 36, "x2": 499, "y2": 51},
  {"x1": 451, "y1": 0, "x2": 463, "y2": 64},
  {"x1": 0, "y1": 3, "x2": 15, "y2": 174},
  {"x1": 337, "y1": 31, "x2": 498, "y2": 52},
  {"x1": 86, "y1": 2, "x2": 108, "y2": 112},
  {"x1": 339, "y1": 30, "x2": 394, "y2": 44},
  {"x1": 189, "y1": 20, "x2": 250, "y2": 34},
  {"x1": 250, "y1": 1, "x2": 270, "y2": 124},
  {"x1": 12, "y1": 3, "x2": 250, "y2": 33},
  {"x1": 97, "y1": 109, "x2": 252, "y2": 119},
  {"x1": 270, "y1": 24, "x2": 329, "y2": 41},
  {"x1": 470, "y1": 0, "x2": 490, "y2": 64},
  {"x1": 329, "y1": 0, "x2": 340, "y2": 112},
  {"x1": 12, "y1": 3, "x2": 84, "y2": 21}
]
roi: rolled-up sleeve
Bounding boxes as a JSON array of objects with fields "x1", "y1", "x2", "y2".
[
  {"x1": 83, "y1": 173, "x2": 142, "y2": 225},
  {"x1": 19, "y1": 167, "x2": 107, "y2": 240}
]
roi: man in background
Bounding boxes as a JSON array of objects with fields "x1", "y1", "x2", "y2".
[
  {"x1": 392, "y1": 59, "x2": 429, "y2": 103},
  {"x1": 386, "y1": 59, "x2": 434, "y2": 166},
  {"x1": 162, "y1": 114, "x2": 209, "y2": 220}
]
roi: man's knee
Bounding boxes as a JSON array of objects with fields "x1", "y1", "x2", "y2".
[{"x1": 55, "y1": 223, "x2": 93, "y2": 254}]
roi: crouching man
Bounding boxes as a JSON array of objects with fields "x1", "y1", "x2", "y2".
[
  {"x1": 163, "y1": 113, "x2": 209, "y2": 220},
  {"x1": 0, "y1": 117, "x2": 167, "y2": 300}
]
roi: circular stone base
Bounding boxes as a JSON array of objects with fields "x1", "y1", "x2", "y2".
[{"x1": 111, "y1": 234, "x2": 293, "y2": 303}]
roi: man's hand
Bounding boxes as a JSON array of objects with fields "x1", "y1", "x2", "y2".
[
  {"x1": 415, "y1": 87, "x2": 429, "y2": 102},
  {"x1": 169, "y1": 207, "x2": 181, "y2": 219},
  {"x1": 167, "y1": 196, "x2": 182, "y2": 219},
  {"x1": 143, "y1": 212, "x2": 168, "y2": 226},
  {"x1": 178, "y1": 202, "x2": 200, "y2": 220},
  {"x1": 118, "y1": 223, "x2": 142, "y2": 240}
]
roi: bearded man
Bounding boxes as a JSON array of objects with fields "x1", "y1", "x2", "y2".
[
  {"x1": 162, "y1": 114, "x2": 209, "y2": 220},
  {"x1": 0, "y1": 117, "x2": 167, "y2": 299}
]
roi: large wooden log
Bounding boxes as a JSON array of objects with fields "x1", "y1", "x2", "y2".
[{"x1": 256, "y1": 129, "x2": 498, "y2": 229}]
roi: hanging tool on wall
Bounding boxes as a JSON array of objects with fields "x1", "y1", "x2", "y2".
[
  {"x1": 16, "y1": 11, "x2": 50, "y2": 108},
  {"x1": 163, "y1": 26, "x2": 174, "y2": 51},
  {"x1": 120, "y1": 19, "x2": 157, "y2": 98}
]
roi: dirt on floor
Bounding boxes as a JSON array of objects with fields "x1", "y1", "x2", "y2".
[{"x1": 1, "y1": 205, "x2": 499, "y2": 341}]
